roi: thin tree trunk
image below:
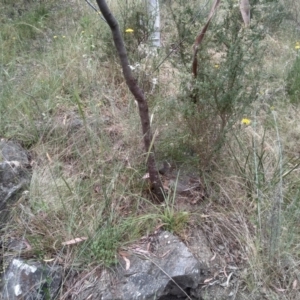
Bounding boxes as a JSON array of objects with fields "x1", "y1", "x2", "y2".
[{"x1": 95, "y1": 0, "x2": 164, "y2": 203}]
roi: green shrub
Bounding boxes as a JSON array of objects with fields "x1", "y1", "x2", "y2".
[{"x1": 165, "y1": 0, "x2": 264, "y2": 170}]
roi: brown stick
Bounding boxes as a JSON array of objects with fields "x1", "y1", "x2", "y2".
[
  {"x1": 95, "y1": 0, "x2": 164, "y2": 203},
  {"x1": 239, "y1": 0, "x2": 251, "y2": 27},
  {"x1": 192, "y1": 0, "x2": 221, "y2": 78}
]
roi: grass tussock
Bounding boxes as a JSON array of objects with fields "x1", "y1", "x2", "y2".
[{"x1": 1, "y1": 0, "x2": 300, "y2": 299}]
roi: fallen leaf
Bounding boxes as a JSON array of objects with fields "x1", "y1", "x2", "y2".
[
  {"x1": 132, "y1": 247, "x2": 150, "y2": 255},
  {"x1": 200, "y1": 214, "x2": 210, "y2": 218},
  {"x1": 23, "y1": 239, "x2": 32, "y2": 250},
  {"x1": 227, "y1": 265, "x2": 239, "y2": 270},
  {"x1": 271, "y1": 284, "x2": 286, "y2": 292},
  {"x1": 147, "y1": 242, "x2": 151, "y2": 252},
  {"x1": 43, "y1": 258, "x2": 55, "y2": 262},
  {"x1": 162, "y1": 184, "x2": 170, "y2": 191},
  {"x1": 210, "y1": 252, "x2": 217, "y2": 261},
  {"x1": 46, "y1": 152, "x2": 52, "y2": 162},
  {"x1": 204, "y1": 277, "x2": 214, "y2": 283},
  {"x1": 120, "y1": 255, "x2": 130, "y2": 270},
  {"x1": 62, "y1": 237, "x2": 88, "y2": 246}
]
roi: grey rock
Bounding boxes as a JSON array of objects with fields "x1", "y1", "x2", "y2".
[
  {"x1": 75, "y1": 231, "x2": 206, "y2": 300},
  {"x1": 0, "y1": 258, "x2": 62, "y2": 300},
  {"x1": 0, "y1": 141, "x2": 32, "y2": 226},
  {"x1": 0, "y1": 141, "x2": 29, "y2": 164}
]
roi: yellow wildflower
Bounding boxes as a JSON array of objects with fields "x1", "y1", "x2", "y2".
[
  {"x1": 214, "y1": 64, "x2": 219, "y2": 68},
  {"x1": 62, "y1": 35, "x2": 66, "y2": 38},
  {"x1": 53, "y1": 35, "x2": 57, "y2": 39},
  {"x1": 295, "y1": 42, "x2": 300, "y2": 49},
  {"x1": 241, "y1": 118, "x2": 251, "y2": 125},
  {"x1": 125, "y1": 28, "x2": 134, "y2": 33}
]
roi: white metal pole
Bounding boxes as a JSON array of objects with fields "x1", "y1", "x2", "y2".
[{"x1": 147, "y1": 0, "x2": 161, "y2": 48}]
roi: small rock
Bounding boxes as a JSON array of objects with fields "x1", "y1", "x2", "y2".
[
  {"x1": 0, "y1": 141, "x2": 32, "y2": 226},
  {"x1": 0, "y1": 258, "x2": 62, "y2": 300}
]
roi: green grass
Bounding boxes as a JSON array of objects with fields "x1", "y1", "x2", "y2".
[{"x1": 1, "y1": 0, "x2": 300, "y2": 299}]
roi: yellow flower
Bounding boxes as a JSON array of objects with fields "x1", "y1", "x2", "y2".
[
  {"x1": 53, "y1": 35, "x2": 57, "y2": 39},
  {"x1": 214, "y1": 64, "x2": 220, "y2": 68},
  {"x1": 125, "y1": 28, "x2": 134, "y2": 33},
  {"x1": 241, "y1": 118, "x2": 251, "y2": 125},
  {"x1": 295, "y1": 42, "x2": 300, "y2": 49},
  {"x1": 62, "y1": 35, "x2": 66, "y2": 38}
]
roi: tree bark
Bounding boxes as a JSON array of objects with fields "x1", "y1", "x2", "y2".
[{"x1": 95, "y1": 0, "x2": 164, "y2": 203}]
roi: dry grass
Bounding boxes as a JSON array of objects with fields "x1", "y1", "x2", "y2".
[{"x1": 1, "y1": 0, "x2": 300, "y2": 299}]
